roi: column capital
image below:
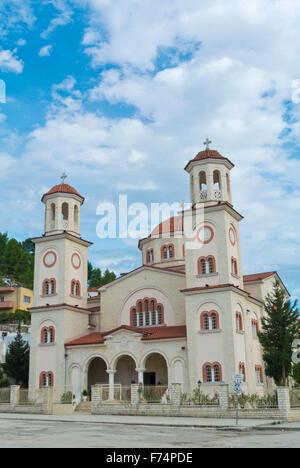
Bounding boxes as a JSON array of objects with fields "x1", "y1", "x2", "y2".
[
  {"x1": 135, "y1": 368, "x2": 146, "y2": 373},
  {"x1": 106, "y1": 369, "x2": 117, "y2": 374}
]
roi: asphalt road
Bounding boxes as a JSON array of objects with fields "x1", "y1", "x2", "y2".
[{"x1": 0, "y1": 418, "x2": 299, "y2": 448}]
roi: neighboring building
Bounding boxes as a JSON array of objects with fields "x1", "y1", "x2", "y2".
[
  {"x1": 0, "y1": 284, "x2": 33, "y2": 313},
  {"x1": 28, "y1": 145, "x2": 289, "y2": 398}
]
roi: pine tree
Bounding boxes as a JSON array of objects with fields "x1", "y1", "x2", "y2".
[
  {"x1": 2, "y1": 333, "x2": 30, "y2": 387},
  {"x1": 258, "y1": 280, "x2": 299, "y2": 386}
]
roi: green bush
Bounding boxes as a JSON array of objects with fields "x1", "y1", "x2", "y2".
[{"x1": 61, "y1": 391, "x2": 73, "y2": 404}]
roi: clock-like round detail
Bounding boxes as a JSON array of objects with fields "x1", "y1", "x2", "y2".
[
  {"x1": 197, "y1": 225, "x2": 214, "y2": 245},
  {"x1": 43, "y1": 251, "x2": 57, "y2": 268},
  {"x1": 71, "y1": 253, "x2": 81, "y2": 269},
  {"x1": 229, "y1": 227, "x2": 236, "y2": 246}
]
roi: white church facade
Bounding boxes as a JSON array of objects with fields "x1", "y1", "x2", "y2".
[{"x1": 28, "y1": 145, "x2": 289, "y2": 400}]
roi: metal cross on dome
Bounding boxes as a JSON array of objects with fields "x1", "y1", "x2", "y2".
[
  {"x1": 203, "y1": 138, "x2": 212, "y2": 150},
  {"x1": 61, "y1": 172, "x2": 68, "y2": 184}
]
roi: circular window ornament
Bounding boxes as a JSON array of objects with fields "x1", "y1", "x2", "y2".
[
  {"x1": 43, "y1": 251, "x2": 57, "y2": 268},
  {"x1": 71, "y1": 253, "x2": 81, "y2": 269},
  {"x1": 229, "y1": 227, "x2": 236, "y2": 246},
  {"x1": 197, "y1": 226, "x2": 214, "y2": 245}
]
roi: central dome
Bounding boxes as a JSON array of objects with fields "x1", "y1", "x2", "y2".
[{"x1": 150, "y1": 215, "x2": 183, "y2": 237}]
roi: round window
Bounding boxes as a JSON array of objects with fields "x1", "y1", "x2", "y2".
[
  {"x1": 197, "y1": 226, "x2": 214, "y2": 244},
  {"x1": 43, "y1": 251, "x2": 57, "y2": 268}
]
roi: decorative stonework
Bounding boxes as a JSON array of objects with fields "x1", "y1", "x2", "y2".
[
  {"x1": 71, "y1": 253, "x2": 81, "y2": 269},
  {"x1": 43, "y1": 251, "x2": 57, "y2": 268}
]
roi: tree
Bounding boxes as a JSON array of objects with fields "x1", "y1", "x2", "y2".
[
  {"x1": 0, "y1": 366, "x2": 10, "y2": 388},
  {"x1": 258, "y1": 280, "x2": 299, "y2": 386},
  {"x1": 88, "y1": 261, "x2": 116, "y2": 288},
  {"x1": 0, "y1": 233, "x2": 34, "y2": 289},
  {"x1": 2, "y1": 333, "x2": 30, "y2": 387},
  {"x1": 292, "y1": 362, "x2": 300, "y2": 385}
]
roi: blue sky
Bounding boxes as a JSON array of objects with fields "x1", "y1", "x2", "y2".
[{"x1": 0, "y1": 0, "x2": 300, "y2": 301}]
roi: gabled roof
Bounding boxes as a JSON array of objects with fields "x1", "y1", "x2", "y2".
[
  {"x1": 65, "y1": 324, "x2": 187, "y2": 347},
  {"x1": 243, "y1": 271, "x2": 277, "y2": 282}
]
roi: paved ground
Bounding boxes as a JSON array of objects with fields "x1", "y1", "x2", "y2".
[{"x1": 0, "y1": 414, "x2": 299, "y2": 448}]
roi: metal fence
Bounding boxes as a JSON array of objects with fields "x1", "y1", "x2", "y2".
[
  {"x1": 228, "y1": 392, "x2": 278, "y2": 409},
  {"x1": 0, "y1": 388, "x2": 10, "y2": 404},
  {"x1": 290, "y1": 388, "x2": 300, "y2": 408},
  {"x1": 180, "y1": 390, "x2": 220, "y2": 406},
  {"x1": 141, "y1": 385, "x2": 169, "y2": 404}
]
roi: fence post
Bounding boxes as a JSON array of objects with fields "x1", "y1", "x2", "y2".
[
  {"x1": 10, "y1": 385, "x2": 20, "y2": 410},
  {"x1": 131, "y1": 384, "x2": 140, "y2": 405},
  {"x1": 170, "y1": 383, "x2": 181, "y2": 406},
  {"x1": 219, "y1": 384, "x2": 229, "y2": 411},
  {"x1": 277, "y1": 387, "x2": 290, "y2": 421},
  {"x1": 91, "y1": 384, "x2": 102, "y2": 412}
]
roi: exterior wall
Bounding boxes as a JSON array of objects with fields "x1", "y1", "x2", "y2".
[
  {"x1": 33, "y1": 237, "x2": 88, "y2": 308},
  {"x1": 66, "y1": 329, "x2": 189, "y2": 393},
  {"x1": 99, "y1": 269, "x2": 186, "y2": 332},
  {"x1": 0, "y1": 286, "x2": 33, "y2": 312},
  {"x1": 29, "y1": 308, "x2": 89, "y2": 391},
  {"x1": 141, "y1": 236, "x2": 185, "y2": 269}
]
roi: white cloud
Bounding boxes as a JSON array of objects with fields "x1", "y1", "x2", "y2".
[
  {"x1": 17, "y1": 38, "x2": 26, "y2": 46},
  {"x1": 38, "y1": 45, "x2": 53, "y2": 57},
  {"x1": 0, "y1": 49, "x2": 23, "y2": 73},
  {"x1": 41, "y1": 0, "x2": 73, "y2": 38}
]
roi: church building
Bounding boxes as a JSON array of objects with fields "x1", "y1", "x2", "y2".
[{"x1": 28, "y1": 144, "x2": 289, "y2": 400}]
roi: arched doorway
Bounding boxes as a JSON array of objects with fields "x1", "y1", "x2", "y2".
[
  {"x1": 144, "y1": 353, "x2": 168, "y2": 385},
  {"x1": 87, "y1": 357, "x2": 108, "y2": 390},
  {"x1": 115, "y1": 355, "x2": 137, "y2": 386}
]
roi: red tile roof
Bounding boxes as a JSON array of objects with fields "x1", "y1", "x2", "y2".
[
  {"x1": 65, "y1": 325, "x2": 187, "y2": 347},
  {"x1": 42, "y1": 183, "x2": 85, "y2": 203},
  {"x1": 243, "y1": 272, "x2": 277, "y2": 282},
  {"x1": 150, "y1": 215, "x2": 183, "y2": 236},
  {"x1": 185, "y1": 149, "x2": 234, "y2": 170}
]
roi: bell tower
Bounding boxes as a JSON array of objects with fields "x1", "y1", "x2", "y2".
[
  {"x1": 43, "y1": 173, "x2": 84, "y2": 238},
  {"x1": 185, "y1": 138, "x2": 234, "y2": 207}
]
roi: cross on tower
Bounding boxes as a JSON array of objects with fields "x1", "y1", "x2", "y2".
[
  {"x1": 61, "y1": 172, "x2": 67, "y2": 184},
  {"x1": 203, "y1": 138, "x2": 212, "y2": 150}
]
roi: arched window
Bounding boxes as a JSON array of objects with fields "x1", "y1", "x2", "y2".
[
  {"x1": 130, "y1": 298, "x2": 164, "y2": 327},
  {"x1": 255, "y1": 365, "x2": 263, "y2": 384},
  {"x1": 200, "y1": 259, "x2": 206, "y2": 275},
  {"x1": 199, "y1": 171, "x2": 207, "y2": 191},
  {"x1": 239, "y1": 363, "x2": 246, "y2": 382},
  {"x1": 231, "y1": 257, "x2": 238, "y2": 276},
  {"x1": 205, "y1": 366, "x2": 212, "y2": 383},
  {"x1": 203, "y1": 363, "x2": 223, "y2": 383},
  {"x1": 62, "y1": 202, "x2": 69, "y2": 221},
  {"x1": 50, "y1": 203, "x2": 56, "y2": 222},
  {"x1": 132, "y1": 308, "x2": 137, "y2": 327},
  {"x1": 163, "y1": 246, "x2": 168, "y2": 259},
  {"x1": 198, "y1": 256, "x2": 216, "y2": 275},
  {"x1": 203, "y1": 314, "x2": 209, "y2": 330},
  {"x1": 40, "y1": 371, "x2": 54, "y2": 388},
  {"x1": 236, "y1": 312, "x2": 243, "y2": 331},
  {"x1": 41, "y1": 326, "x2": 56, "y2": 344},
  {"x1": 252, "y1": 319, "x2": 259, "y2": 338},
  {"x1": 208, "y1": 257, "x2": 215, "y2": 274},
  {"x1": 200, "y1": 311, "x2": 220, "y2": 331},
  {"x1": 213, "y1": 170, "x2": 221, "y2": 191},
  {"x1": 74, "y1": 205, "x2": 79, "y2": 231},
  {"x1": 146, "y1": 249, "x2": 154, "y2": 264},
  {"x1": 43, "y1": 279, "x2": 56, "y2": 296},
  {"x1": 71, "y1": 280, "x2": 81, "y2": 297},
  {"x1": 161, "y1": 244, "x2": 175, "y2": 260}
]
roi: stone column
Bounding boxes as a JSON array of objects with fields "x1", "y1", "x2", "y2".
[
  {"x1": 131, "y1": 384, "x2": 140, "y2": 405},
  {"x1": 170, "y1": 383, "x2": 181, "y2": 406},
  {"x1": 107, "y1": 370, "x2": 116, "y2": 401},
  {"x1": 218, "y1": 384, "x2": 229, "y2": 411},
  {"x1": 277, "y1": 387, "x2": 290, "y2": 421},
  {"x1": 42, "y1": 387, "x2": 53, "y2": 414},
  {"x1": 10, "y1": 385, "x2": 20, "y2": 409},
  {"x1": 91, "y1": 384, "x2": 102, "y2": 412},
  {"x1": 136, "y1": 368, "x2": 145, "y2": 384}
]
